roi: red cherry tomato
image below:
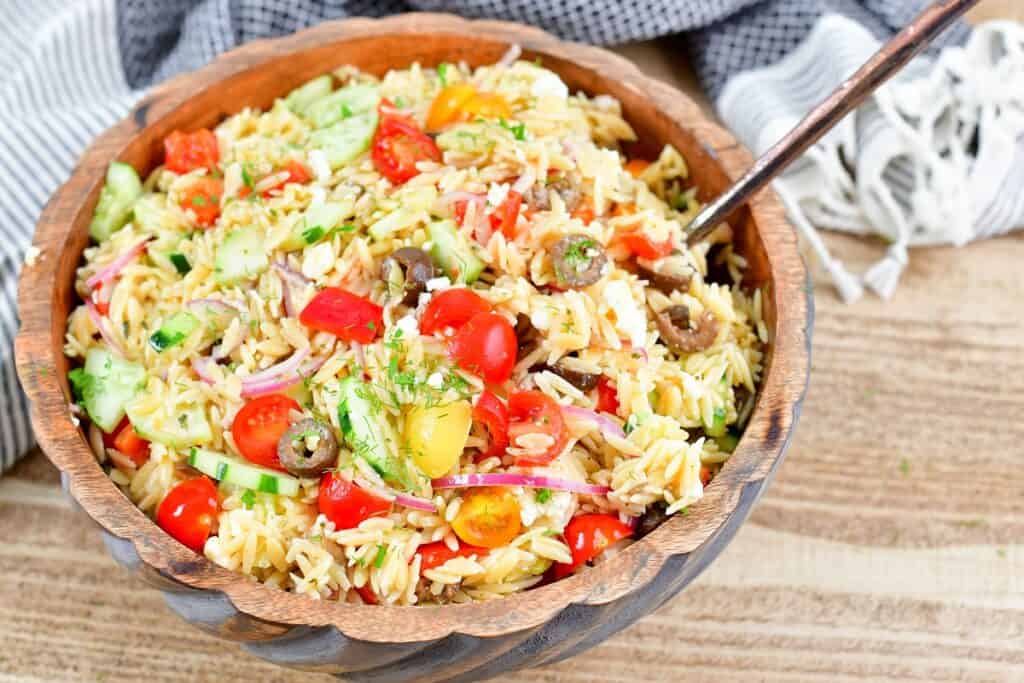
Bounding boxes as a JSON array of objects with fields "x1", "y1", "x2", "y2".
[
  {"x1": 102, "y1": 417, "x2": 129, "y2": 447},
  {"x1": 507, "y1": 390, "x2": 568, "y2": 465},
  {"x1": 156, "y1": 477, "x2": 220, "y2": 552},
  {"x1": 164, "y1": 129, "x2": 219, "y2": 174},
  {"x1": 473, "y1": 390, "x2": 509, "y2": 460},
  {"x1": 112, "y1": 420, "x2": 150, "y2": 466},
  {"x1": 420, "y1": 288, "x2": 491, "y2": 336},
  {"x1": 553, "y1": 513, "x2": 633, "y2": 576},
  {"x1": 450, "y1": 312, "x2": 517, "y2": 384},
  {"x1": 595, "y1": 376, "x2": 619, "y2": 415},
  {"x1": 620, "y1": 230, "x2": 673, "y2": 259},
  {"x1": 318, "y1": 472, "x2": 392, "y2": 530},
  {"x1": 489, "y1": 190, "x2": 523, "y2": 239},
  {"x1": 231, "y1": 395, "x2": 300, "y2": 470},
  {"x1": 299, "y1": 287, "x2": 384, "y2": 344},
  {"x1": 371, "y1": 104, "x2": 441, "y2": 184},
  {"x1": 179, "y1": 176, "x2": 223, "y2": 227},
  {"x1": 355, "y1": 584, "x2": 378, "y2": 605},
  {"x1": 415, "y1": 541, "x2": 490, "y2": 572}
]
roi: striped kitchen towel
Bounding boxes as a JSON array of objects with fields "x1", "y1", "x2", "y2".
[{"x1": 2, "y1": 0, "x2": 1021, "y2": 472}]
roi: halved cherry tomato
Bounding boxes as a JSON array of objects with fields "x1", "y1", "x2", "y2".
[
  {"x1": 299, "y1": 287, "x2": 384, "y2": 344},
  {"x1": 156, "y1": 477, "x2": 219, "y2": 552},
  {"x1": 619, "y1": 230, "x2": 673, "y2": 259},
  {"x1": 473, "y1": 390, "x2": 509, "y2": 460},
  {"x1": 419, "y1": 288, "x2": 491, "y2": 336},
  {"x1": 462, "y1": 92, "x2": 512, "y2": 121},
  {"x1": 624, "y1": 159, "x2": 650, "y2": 178},
  {"x1": 489, "y1": 190, "x2": 523, "y2": 239},
  {"x1": 102, "y1": 417, "x2": 129, "y2": 448},
  {"x1": 416, "y1": 541, "x2": 489, "y2": 572},
  {"x1": 451, "y1": 487, "x2": 522, "y2": 548},
  {"x1": 318, "y1": 472, "x2": 392, "y2": 530},
  {"x1": 571, "y1": 202, "x2": 595, "y2": 225},
  {"x1": 426, "y1": 83, "x2": 477, "y2": 132},
  {"x1": 112, "y1": 420, "x2": 150, "y2": 466},
  {"x1": 355, "y1": 584, "x2": 378, "y2": 605},
  {"x1": 595, "y1": 376, "x2": 619, "y2": 415},
  {"x1": 179, "y1": 177, "x2": 223, "y2": 227},
  {"x1": 450, "y1": 312, "x2": 517, "y2": 384},
  {"x1": 700, "y1": 466, "x2": 712, "y2": 487},
  {"x1": 231, "y1": 394, "x2": 300, "y2": 470},
  {"x1": 164, "y1": 129, "x2": 219, "y2": 174},
  {"x1": 372, "y1": 106, "x2": 441, "y2": 185},
  {"x1": 557, "y1": 513, "x2": 633, "y2": 573},
  {"x1": 507, "y1": 390, "x2": 568, "y2": 465}
]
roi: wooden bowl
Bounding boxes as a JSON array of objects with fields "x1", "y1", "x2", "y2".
[{"x1": 14, "y1": 13, "x2": 811, "y2": 682}]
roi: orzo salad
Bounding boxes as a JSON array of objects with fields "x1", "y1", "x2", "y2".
[{"x1": 65, "y1": 51, "x2": 765, "y2": 605}]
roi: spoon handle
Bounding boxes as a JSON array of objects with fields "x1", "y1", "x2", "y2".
[{"x1": 685, "y1": 0, "x2": 980, "y2": 246}]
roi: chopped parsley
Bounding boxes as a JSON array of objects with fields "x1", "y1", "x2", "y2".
[
  {"x1": 169, "y1": 253, "x2": 191, "y2": 275},
  {"x1": 191, "y1": 195, "x2": 207, "y2": 207},
  {"x1": 373, "y1": 544, "x2": 388, "y2": 568},
  {"x1": 562, "y1": 237, "x2": 598, "y2": 269},
  {"x1": 340, "y1": 103, "x2": 353, "y2": 119},
  {"x1": 241, "y1": 164, "x2": 255, "y2": 190},
  {"x1": 535, "y1": 488, "x2": 552, "y2": 504},
  {"x1": 393, "y1": 95, "x2": 406, "y2": 108},
  {"x1": 437, "y1": 62, "x2": 450, "y2": 87},
  {"x1": 302, "y1": 225, "x2": 325, "y2": 244},
  {"x1": 240, "y1": 490, "x2": 256, "y2": 509},
  {"x1": 499, "y1": 118, "x2": 527, "y2": 141}
]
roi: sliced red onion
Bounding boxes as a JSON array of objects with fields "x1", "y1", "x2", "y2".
[
  {"x1": 254, "y1": 170, "x2": 291, "y2": 194},
  {"x1": 561, "y1": 405, "x2": 626, "y2": 440},
  {"x1": 435, "y1": 191, "x2": 485, "y2": 217},
  {"x1": 394, "y1": 492, "x2": 438, "y2": 512},
  {"x1": 93, "y1": 280, "x2": 113, "y2": 306},
  {"x1": 432, "y1": 472, "x2": 611, "y2": 496},
  {"x1": 240, "y1": 354, "x2": 326, "y2": 398},
  {"x1": 497, "y1": 44, "x2": 522, "y2": 69},
  {"x1": 241, "y1": 348, "x2": 309, "y2": 385},
  {"x1": 85, "y1": 299, "x2": 125, "y2": 357},
  {"x1": 191, "y1": 356, "x2": 219, "y2": 383},
  {"x1": 351, "y1": 475, "x2": 437, "y2": 511},
  {"x1": 511, "y1": 168, "x2": 536, "y2": 196},
  {"x1": 354, "y1": 476, "x2": 397, "y2": 502},
  {"x1": 273, "y1": 259, "x2": 312, "y2": 288},
  {"x1": 187, "y1": 298, "x2": 246, "y2": 316},
  {"x1": 273, "y1": 260, "x2": 312, "y2": 318},
  {"x1": 85, "y1": 238, "x2": 149, "y2": 290}
]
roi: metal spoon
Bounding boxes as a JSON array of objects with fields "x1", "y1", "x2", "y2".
[{"x1": 685, "y1": 0, "x2": 981, "y2": 246}]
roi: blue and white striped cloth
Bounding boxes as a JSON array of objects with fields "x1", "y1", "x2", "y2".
[{"x1": 2, "y1": 0, "x2": 1016, "y2": 473}]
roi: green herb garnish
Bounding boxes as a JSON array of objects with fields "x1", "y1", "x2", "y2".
[
  {"x1": 535, "y1": 488, "x2": 552, "y2": 504},
  {"x1": 437, "y1": 62, "x2": 450, "y2": 87},
  {"x1": 302, "y1": 225, "x2": 325, "y2": 244},
  {"x1": 169, "y1": 253, "x2": 191, "y2": 274},
  {"x1": 240, "y1": 490, "x2": 256, "y2": 509},
  {"x1": 499, "y1": 118, "x2": 526, "y2": 141},
  {"x1": 373, "y1": 544, "x2": 387, "y2": 568}
]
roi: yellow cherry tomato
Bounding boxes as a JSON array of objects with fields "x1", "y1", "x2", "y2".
[
  {"x1": 405, "y1": 400, "x2": 472, "y2": 477},
  {"x1": 426, "y1": 83, "x2": 477, "y2": 132},
  {"x1": 461, "y1": 92, "x2": 512, "y2": 121},
  {"x1": 452, "y1": 487, "x2": 522, "y2": 548}
]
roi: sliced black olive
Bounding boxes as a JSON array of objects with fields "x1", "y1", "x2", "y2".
[
  {"x1": 277, "y1": 419, "x2": 339, "y2": 477},
  {"x1": 637, "y1": 255, "x2": 694, "y2": 294},
  {"x1": 382, "y1": 247, "x2": 436, "y2": 306},
  {"x1": 524, "y1": 175, "x2": 581, "y2": 212},
  {"x1": 551, "y1": 234, "x2": 608, "y2": 289},
  {"x1": 653, "y1": 304, "x2": 720, "y2": 354},
  {"x1": 544, "y1": 361, "x2": 599, "y2": 392},
  {"x1": 635, "y1": 505, "x2": 669, "y2": 539}
]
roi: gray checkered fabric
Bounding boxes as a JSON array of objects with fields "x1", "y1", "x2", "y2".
[{"x1": 0, "y1": 0, "x2": 968, "y2": 473}]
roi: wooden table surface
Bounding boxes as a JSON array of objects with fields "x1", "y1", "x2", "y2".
[{"x1": 3, "y1": 3, "x2": 1022, "y2": 681}]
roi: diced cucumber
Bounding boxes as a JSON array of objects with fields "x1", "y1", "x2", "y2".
[
  {"x1": 89, "y1": 162, "x2": 143, "y2": 242},
  {"x1": 428, "y1": 219, "x2": 485, "y2": 284},
  {"x1": 215, "y1": 225, "x2": 269, "y2": 284},
  {"x1": 368, "y1": 186, "x2": 437, "y2": 241},
  {"x1": 169, "y1": 253, "x2": 191, "y2": 274},
  {"x1": 715, "y1": 429, "x2": 740, "y2": 453},
  {"x1": 309, "y1": 111, "x2": 378, "y2": 170},
  {"x1": 279, "y1": 200, "x2": 355, "y2": 251},
  {"x1": 126, "y1": 402, "x2": 212, "y2": 448},
  {"x1": 149, "y1": 311, "x2": 199, "y2": 352},
  {"x1": 304, "y1": 84, "x2": 379, "y2": 129},
  {"x1": 337, "y1": 375, "x2": 391, "y2": 477},
  {"x1": 67, "y1": 346, "x2": 146, "y2": 432},
  {"x1": 188, "y1": 448, "x2": 300, "y2": 496},
  {"x1": 284, "y1": 75, "x2": 334, "y2": 115},
  {"x1": 703, "y1": 406, "x2": 728, "y2": 438}
]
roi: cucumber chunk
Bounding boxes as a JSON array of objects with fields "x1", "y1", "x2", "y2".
[
  {"x1": 703, "y1": 406, "x2": 728, "y2": 438},
  {"x1": 428, "y1": 219, "x2": 485, "y2": 284},
  {"x1": 169, "y1": 253, "x2": 191, "y2": 274},
  {"x1": 715, "y1": 429, "x2": 740, "y2": 453},
  {"x1": 309, "y1": 112, "x2": 378, "y2": 170},
  {"x1": 304, "y1": 84, "x2": 379, "y2": 129},
  {"x1": 188, "y1": 448, "x2": 300, "y2": 496},
  {"x1": 279, "y1": 200, "x2": 355, "y2": 251},
  {"x1": 284, "y1": 75, "x2": 334, "y2": 115},
  {"x1": 126, "y1": 402, "x2": 212, "y2": 448},
  {"x1": 215, "y1": 225, "x2": 268, "y2": 284},
  {"x1": 337, "y1": 375, "x2": 392, "y2": 477},
  {"x1": 68, "y1": 346, "x2": 146, "y2": 433},
  {"x1": 89, "y1": 162, "x2": 143, "y2": 242},
  {"x1": 149, "y1": 311, "x2": 199, "y2": 352}
]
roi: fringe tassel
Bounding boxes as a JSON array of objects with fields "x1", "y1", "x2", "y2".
[{"x1": 863, "y1": 243, "x2": 908, "y2": 300}]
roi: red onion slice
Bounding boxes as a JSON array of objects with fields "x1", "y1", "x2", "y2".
[
  {"x1": 191, "y1": 356, "x2": 220, "y2": 383},
  {"x1": 432, "y1": 472, "x2": 610, "y2": 496},
  {"x1": 241, "y1": 348, "x2": 310, "y2": 385},
  {"x1": 187, "y1": 298, "x2": 248, "y2": 360},
  {"x1": 85, "y1": 238, "x2": 149, "y2": 290},
  {"x1": 394, "y1": 492, "x2": 438, "y2": 512},
  {"x1": 561, "y1": 405, "x2": 626, "y2": 440},
  {"x1": 273, "y1": 260, "x2": 312, "y2": 318},
  {"x1": 85, "y1": 299, "x2": 126, "y2": 357},
  {"x1": 352, "y1": 476, "x2": 438, "y2": 512}
]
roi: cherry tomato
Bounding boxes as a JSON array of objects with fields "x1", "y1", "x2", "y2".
[
  {"x1": 102, "y1": 417, "x2": 129, "y2": 447},
  {"x1": 462, "y1": 92, "x2": 512, "y2": 121},
  {"x1": 112, "y1": 420, "x2": 150, "y2": 466},
  {"x1": 451, "y1": 487, "x2": 522, "y2": 548},
  {"x1": 507, "y1": 390, "x2": 568, "y2": 465},
  {"x1": 318, "y1": 472, "x2": 392, "y2": 530},
  {"x1": 372, "y1": 107, "x2": 441, "y2": 185},
  {"x1": 419, "y1": 288, "x2": 491, "y2": 336},
  {"x1": 179, "y1": 177, "x2": 223, "y2": 227},
  {"x1": 620, "y1": 230, "x2": 673, "y2": 259},
  {"x1": 231, "y1": 394, "x2": 300, "y2": 470},
  {"x1": 571, "y1": 202, "x2": 595, "y2": 225},
  {"x1": 426, "y1": 83, "x2": 477, "y2": 132},
  {"x1": 595, "y1": 376, "x2": 619, "y2": 415},
  {"x1": 299, "y1": 287, "x2": 384, "y2": 344},
  {"x1": 624, "y1": 159, "x2": 650, "y2": 178},
  {"x1": 558, "y1": 514, "x2": 633, "y2": 573},
  {"x1": 355, "y1": 584, "x2": 378, "y2": 605},
  {"x1": 164, "y1": 129, "x2": 219, "y2": 174},
  {"x1": 156, "y1": 477, "x2": 219, "y2": 552},
  {"x1": 450, "y1": 312, "x2": 517, "y2": 384},
  {"x1": 700, "y1": 466, "x2": 712, "y2": 487},
  {"x1": 416, "y1": 541, "x2": 489, "y2": 572},
  {"x1": 489, "y1": 190, "x2": 523, "y2": 239},
  {"x1": 473, "y1": 390, "x2": 509, "y2": 460}
]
